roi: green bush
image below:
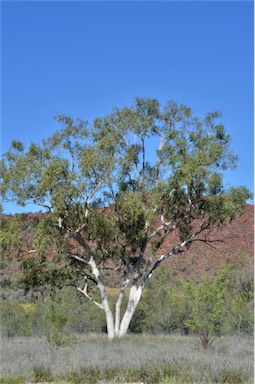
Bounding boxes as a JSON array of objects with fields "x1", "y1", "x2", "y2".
[
  {"x1": 223, "y1": 254, "x2": 254, "y2": 336},
  {"x1": 0, "y1": 302, "x2": 33, "y2": 337},
  {"x1": 0, "y1": 286, "x2": 106, "y2": 337},
  {"x1": 141, "y1": 266, "x2": 180, "y2": 334},
  {"x1": 45, "y1": 330, "x2": 78, "y2": 348},
  {"x1": 180, "y1": 274, "x2": 226, "y2": 348}
]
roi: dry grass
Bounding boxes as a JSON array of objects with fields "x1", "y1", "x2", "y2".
[{"x1": 0, "y1": 334, "x2": 253, "y2": 383}]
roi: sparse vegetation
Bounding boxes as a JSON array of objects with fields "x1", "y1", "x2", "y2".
[{"x1": 0, "y1": 334, "x2": 253, "y2": 383}]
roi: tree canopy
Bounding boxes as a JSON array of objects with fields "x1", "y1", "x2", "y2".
[{"x1": 0, "y1": 97, "x2": 251, "y2": 339}]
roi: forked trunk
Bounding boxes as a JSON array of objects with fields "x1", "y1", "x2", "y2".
[
  {"x1": 89, "y1": 257, "x2": 144, "y2": 339},
  {"x1": 118, "y1": 285, "x2": 143, "y2": 337}
]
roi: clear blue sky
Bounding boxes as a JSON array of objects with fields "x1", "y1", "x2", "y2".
[{"x1": 1, "y1": 1, "x2": 254, "y2": 214}]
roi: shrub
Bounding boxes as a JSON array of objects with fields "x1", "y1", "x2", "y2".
[{"x1": 181, "y1": 274, "x2": 226, "y2": 349}]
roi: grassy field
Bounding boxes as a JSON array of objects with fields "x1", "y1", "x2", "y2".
[{"x1": 0, "y1": 334, "x2": 253, "y2": 384}]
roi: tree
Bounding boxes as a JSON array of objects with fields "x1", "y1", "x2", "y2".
[
  {"x1": 0, "y1": 97, "x2": 251, "y2": 339},
  {"x1": 179, "y1": 267, "x2": 231, "y2": 349}
]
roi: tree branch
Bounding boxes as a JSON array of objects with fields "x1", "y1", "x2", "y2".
[
  {"x1": 68, "y1": 230, "x2": 95, "y2": 260},
  {"x1": 28, "y1": 198, "x2": 51, "y2": 211},
  {"x1": 77, "y1": 278, "x2": 104, "y2": 310},
  {"x1": 143, "y1": 223, "x2": 212, "y2": 287},
  {"x1": 68, "y1": 252, "x2": 89, "y2": 265}
]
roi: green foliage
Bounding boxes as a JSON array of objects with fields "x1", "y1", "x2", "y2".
[
  {"x1": 0, "y1": 215, "x2": 24, "y2": 266},
  {"x1": 0, "y1": 286, "x2": 106, "y2": 337},
  {"x1": 141, "y1": 266, "x2": 178, "y2": 333},
  {"x1": 141, "y1": 260, "x2": 252, "y2": 345},
  {"x1": 1, "y1": 98, "x2": 250, "y2": 242},
  {"x1": 0, "y1": 301, "x2": 34, "y2": 337},
  {"x1": 223, "y1": 254, "x2": 254, "y2": 336},
  {"x1": 0, "y1": 378, "x2": 23, "y2": 384},
  {"x1": 115, "y1": 192, "x2": 149, "y2": 247},
  {"x1": 21, "y1": 255, "x2": 79, "y2": 295},
  {"x1": 179, "y1": 269, "x2": 231, "y2": 348},
  {"x1": 45, "y1": 330, "x2": 78, "y2": 348},
  {"x1": 33, "y1": 213, "x2": 61, "y2": 254}
]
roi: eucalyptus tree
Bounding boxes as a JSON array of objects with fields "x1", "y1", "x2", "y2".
[{"x1": 0, "y1": 97, "x2": 250, "y2": 339}]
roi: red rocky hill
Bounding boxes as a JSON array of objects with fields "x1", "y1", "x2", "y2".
[
  {"x1": 161, "y1": 204, "x2": 254, "y2": 280},
  {"x1": 0, "y1": 205, "x2": 254, "y2": 284}
]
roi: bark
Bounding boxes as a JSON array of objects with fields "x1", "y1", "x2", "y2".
[
  {"x1": 114, "y1": 291, "x2": 124, "y2": 337},
  {"x1": 103, "y1": 299, "x2": 115, "y2": 340},
  {"x1": 88, "y1": 256, "x2": 115, "y2": 339},
  {"x1": 119, "y1": 285, "x2": 143, "y2": 337},
  {"x1": 114, "y1": 276, "x2": 130, "y2": 336}
]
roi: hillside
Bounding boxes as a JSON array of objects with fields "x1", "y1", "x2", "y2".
[
  {"x1": 161, "y1": 204, "x2": 254, "y2": 280},
  {"x1": 0, "y1": 204, "x2": 253, "y2": 287}
]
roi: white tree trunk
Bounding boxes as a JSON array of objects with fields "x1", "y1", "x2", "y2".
[
  {"x1": 114, "y1": 291, "x2": 123, "y2": 337},
  {"x1": 88, "y1": 256, "x2": 115, "y2": 340},
  {"x1": 119, "y1": 285, "x2": 143, "y2": 337},
  {"x1": 103, "y1": 295, "x2": 115, "y2": 340},
  {"x1": 114, "y1": 277, "x2": 130, "y2": 336}
]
